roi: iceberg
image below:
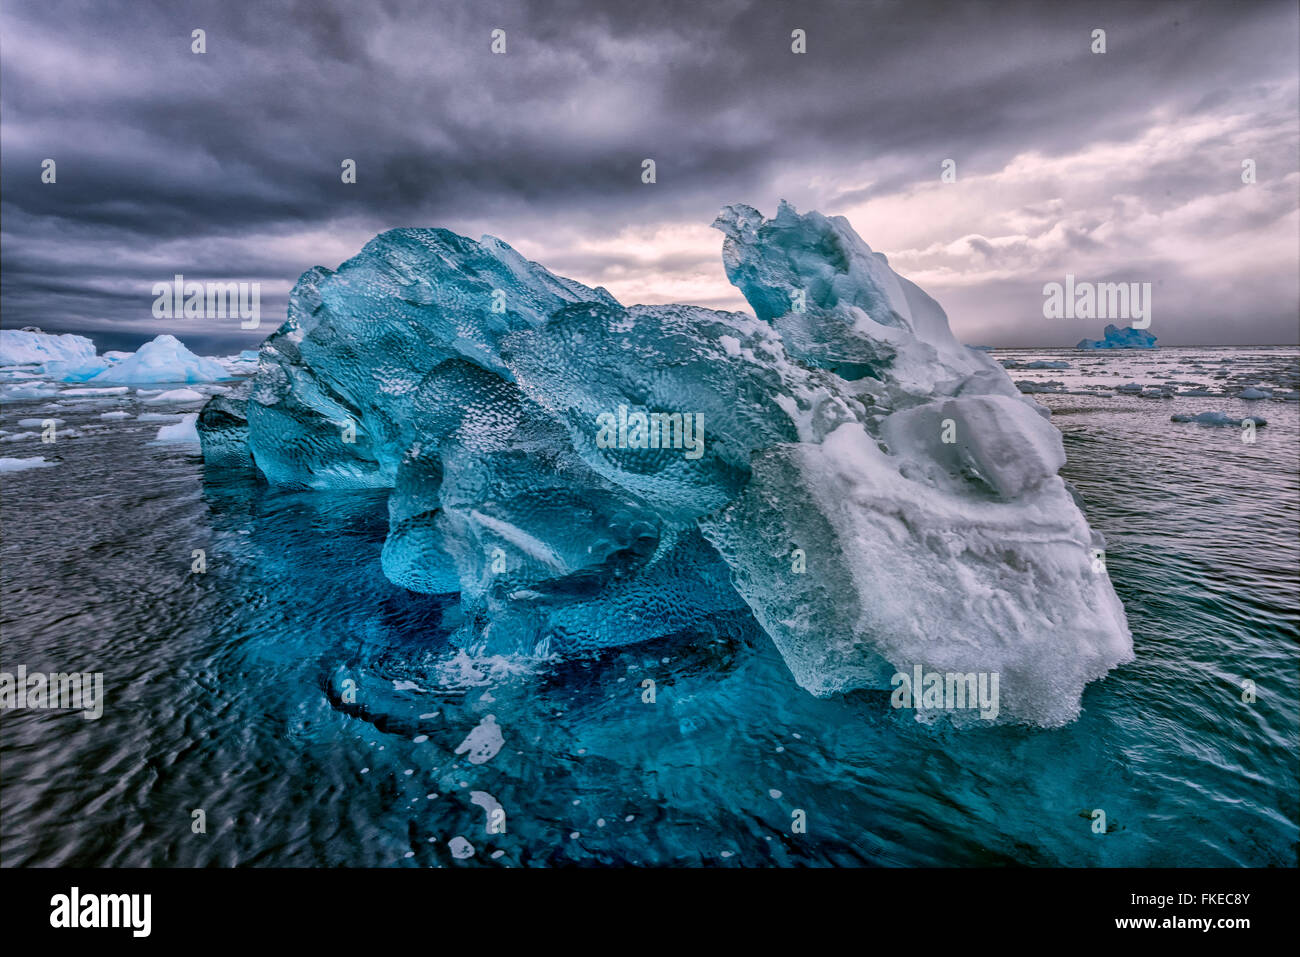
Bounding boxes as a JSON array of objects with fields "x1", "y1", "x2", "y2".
[
  {"x1": 198, "y1": 202, "x2": 1133, "y2": 725},
  {"x1": 0, "y1": 329, "x2": 110, "y2": 381},
  {"x1": 88, "y1": 334, "x2": 229, "y2": 385},
  {"x1": 0, "y1": 329, "x2": 98, "y2": 367},
  {"x1": 1075, "y1": 324, "x2": 1157, "y2": 349}
]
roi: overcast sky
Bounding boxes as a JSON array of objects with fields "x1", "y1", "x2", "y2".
[{"x1": 2, "y1": 0, "x2": 1297, "y2": 351}]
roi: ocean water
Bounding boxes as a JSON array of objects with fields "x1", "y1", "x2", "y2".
[{"x1": 1, "y1": 345, "x2": 1296, "y2": 867}]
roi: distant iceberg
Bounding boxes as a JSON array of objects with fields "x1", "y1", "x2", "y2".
[
  {"x1": 0, "y1": 329, "x2": 98, "y2": 367},
  {"x1": 198, "y1": 202, "x2": 1133, "y2": 725},
  {"x1": 1075, "y1": 324, "x2": 1157, "y2": 349},
  {"x1": 88, "y1": 334, "x2": 229, "y2": 385}
]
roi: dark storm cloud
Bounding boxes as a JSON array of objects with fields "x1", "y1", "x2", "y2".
[{"x1": 1, "y1": 0, "x2": 1296, "y2": 346}]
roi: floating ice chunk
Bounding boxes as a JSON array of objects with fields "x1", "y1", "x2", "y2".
[
  {"x1": 99, "y1": 411, "x2": 132, "y2": 419},
  {"x1": 1015, "y1": 380, "x2": 1065, "y2": 394},
  {"x1": 59, "y1": 386, "x2": 129, "y2": 397},
  {"x1": 88, "y1": 334, "x2": 229, "y2": 385},
  {"x1": 154, "y1": 413, "x2": 200, "y2": 443},
  {"x1": 16, "y1": 418, "x2": 64, "y2": 427},
  {"x1": 0, "y1": 456, "x2": 56, "y2": 471},
  {"x1": 448, "y1": 836, "x2": 475, "y2": 859},
  {"x1": 1171, "y1": 411, "x2": 1267, "y2": 427},
  {"x1": 1236, "y1": 387, "x2": 1271, "y2": 400},
  {"x1": 1, "y1": 382, "x2": 60, "y2": 400},
  {"x1": 1002, "y1": 359, "x2": 1070, "y2": 370},
  {"x1": 144, "y1": 388, "x2": 206, "y2": 404},
  {"x1": 454, "y1": 715, "x2": 504, "y2": 765}
]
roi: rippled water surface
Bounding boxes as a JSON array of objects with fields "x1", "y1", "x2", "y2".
[{"x1": 2, "y1": 346, "x2": 1297, "y2": 866}]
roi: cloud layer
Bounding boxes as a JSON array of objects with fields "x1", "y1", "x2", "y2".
[{"x1": 2, "y1": 0, "x2": 1296, "y2": 348}]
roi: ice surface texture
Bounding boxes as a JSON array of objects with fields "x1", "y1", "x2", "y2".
[
  {"x1": 1076, "y1": 323, "x2": 1158, "y2": 349},
  {"x1": 199, "y1": 202, "x2": 1132, "y2": 725}
]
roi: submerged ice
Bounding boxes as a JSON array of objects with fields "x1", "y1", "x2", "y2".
[{"x1": 198, "y1": 202, "x2": 1133, "y2": 725}]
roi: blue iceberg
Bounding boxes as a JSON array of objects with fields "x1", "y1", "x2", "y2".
[
  {"x1": 1075, "y1": 323, "x2": 1157, "y2": 349},
  {"x1": 199, "y1": 202, "x2": 1133, "y2": 725}
]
